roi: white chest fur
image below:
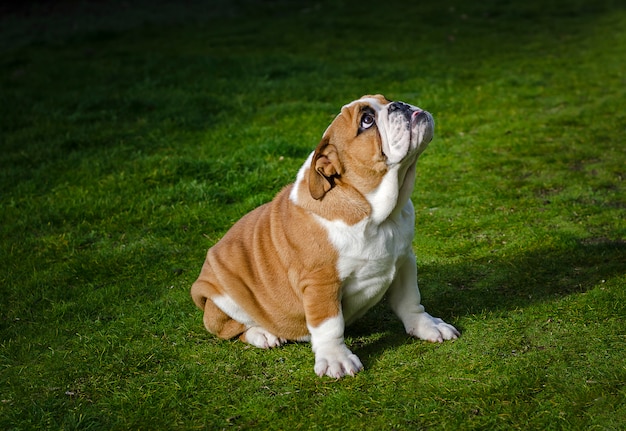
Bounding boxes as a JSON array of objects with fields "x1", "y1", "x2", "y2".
[{"x1": 314, "y1": 200, "x2": 415, "y2": 325}]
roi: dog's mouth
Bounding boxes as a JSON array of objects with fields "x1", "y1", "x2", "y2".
[{"x1": 410, "y1": 110, "x2": 434, "y2": 151}]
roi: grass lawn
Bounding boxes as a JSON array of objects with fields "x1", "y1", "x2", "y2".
[{"x1": 1, "y1": 0, "x2": 625, "y2": 429}]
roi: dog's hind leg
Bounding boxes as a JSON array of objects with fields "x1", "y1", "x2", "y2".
[
  {"x1": 191, "y1": 275, "x2": 286, "y2": 348},
  {"x1": 194, "y1": 288, "x2": 285, "y2": 347},
  {"x1": 201, "y1": 296, "x2": 247, "y2": 340},
  {"x1": 191, "y1": 281, "x2": 247, "y2": 340},
  {"x1": 210, "y1": 294, "x2": 287, "y2": 348}
]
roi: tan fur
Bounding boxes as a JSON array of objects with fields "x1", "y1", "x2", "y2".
[
  {"x1": 191, "y1": 186, "x2": 342, "y2": 340},
  {"x1": 316, "y1": 95, "x2": 391, "y2": 198}
]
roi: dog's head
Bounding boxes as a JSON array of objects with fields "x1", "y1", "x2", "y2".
[{"x1": 309, "y1": 95, "x2": 434, "y2": 201}]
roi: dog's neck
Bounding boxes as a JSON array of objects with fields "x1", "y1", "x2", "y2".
[
  {"x1": 290, "y1": 152, "x2": 418, "y2": 227},
  {"x1": 365, "y1": 156, "x2": 418, "y2": 224}
]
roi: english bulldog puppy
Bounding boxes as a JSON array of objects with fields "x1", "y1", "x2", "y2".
[{"x1": 191, "y1": 95, "x2": 459, "y2": 378}]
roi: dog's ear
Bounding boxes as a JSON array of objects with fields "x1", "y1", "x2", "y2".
[{"x1": 309, "y1": 138, "x2": 343, "y2": 200}]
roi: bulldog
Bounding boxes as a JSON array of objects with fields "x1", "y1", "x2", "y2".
[{"x1": 191, "y1": 95, "x2": 459, "y2": 378}]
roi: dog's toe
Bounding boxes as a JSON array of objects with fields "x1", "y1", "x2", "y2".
[{"x1": 242, "y1": 327, "x2": 285, "y2": 349}]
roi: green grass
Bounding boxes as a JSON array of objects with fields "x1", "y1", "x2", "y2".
[{"x1": 1, "y1": 0, "x2": 625, "y2": 429}]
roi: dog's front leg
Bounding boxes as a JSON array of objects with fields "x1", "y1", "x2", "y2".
[
  {"x1": 308, "y1": 313, "x2": 363, "y2": 378},
  {"x1": 303, "y1": 284, "x2": 363, "y2": 378},
  {"x1": 388, "y1": 251, "x2": 460, "y2": 342}
]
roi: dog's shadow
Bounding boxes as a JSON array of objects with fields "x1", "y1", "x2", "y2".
[
  {"x1": 346, "y1": 237, "x2": 626, "y2": 364},
  {"x1": 344, "y1": 302, "x2": 410, "y2": 369}
]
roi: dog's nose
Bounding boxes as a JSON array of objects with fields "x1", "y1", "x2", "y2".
[
  {"x1": 413, "y1": 110, "x2": 428, "y2": 120},
  {"x1": 388, "y1": 102, "x2": 413, "y2": 114},
  {"x1": 389, "y1": 102, "x2": 421, "y2": 122}
]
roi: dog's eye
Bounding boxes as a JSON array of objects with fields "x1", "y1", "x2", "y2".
[{"x1": 360, "y1": 113, "x2": 375, "y2": 130}]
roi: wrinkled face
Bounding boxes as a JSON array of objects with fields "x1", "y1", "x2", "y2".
[
  {"x1": 341, "y1": 94, "x2": 434, "y2": 165},
  {"x1": 309, "y1": 94, "x2": 434, "y2": 200}
]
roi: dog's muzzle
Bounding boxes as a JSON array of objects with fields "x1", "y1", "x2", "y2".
[{"x1": 384, "y1": 102, "x2": 434, "y2": 164}]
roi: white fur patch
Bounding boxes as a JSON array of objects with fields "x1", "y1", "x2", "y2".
[
  {"x1": 289, "y1": 151, "x2": 314, "y2": 204},
  {"x1": 212, "y1": 294, "x2": 256, "y2": 328},
  {"x1": 379, "y1": 109, "x2": 412, "y2": 165},
  {"x1": 313, "y1": 199, "x2": 415, "y2": 325},
  {"x1": 342, "y1": 96, "x2": 386, "y2": 112}
]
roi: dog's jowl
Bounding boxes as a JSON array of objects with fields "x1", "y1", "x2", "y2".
[{"x1": 191, "y1": 95, "x2": 459, "y2": 378}]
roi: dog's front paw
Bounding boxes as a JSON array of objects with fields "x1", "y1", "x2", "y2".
[
  {"x1": 314, "y1": 345, "x2": 363, "y2": 378},
  {"x1": 406, "y1": 312, "x2": 460, "y2": 343}
]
